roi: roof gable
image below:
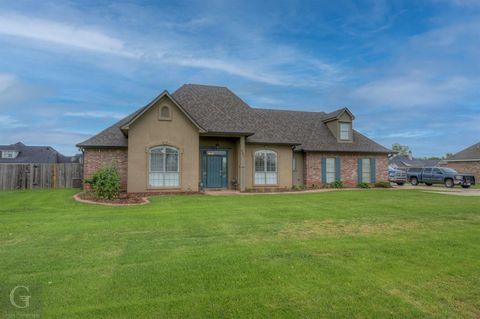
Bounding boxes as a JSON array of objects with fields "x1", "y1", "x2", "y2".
[
  {"x1": 322, "y1": 107, "x2": 355, "y2": 123},
  {"x1": 120, "y1": 91, "x2": 205, "y2": 132},
  {"x1": 448, "y1": 142, "x2": 480, "y2": 160}
]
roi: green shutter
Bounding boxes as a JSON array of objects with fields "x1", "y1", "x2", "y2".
[
  {"x1": 321, "y1": 158, "x2": 326, "y2": 183},
  {"x1": 358, "y1": 159, "x2": 363, "y2": 183},
  {"x1": 335, "y1": 157, "x2": 341, "y2": 181},
  {"x1": 370, "y1": 158, "x2": 376, "y2": 183}
]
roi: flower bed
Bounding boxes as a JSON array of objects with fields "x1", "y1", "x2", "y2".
[{"x1": 74, "y1": 191, "x2": 149, "y2": 206}]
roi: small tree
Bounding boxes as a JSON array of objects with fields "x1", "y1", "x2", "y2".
[
  {"x1": 392, "y1": 143, "x2": 411, "y2": 156},
  {"x1": 85, "y1": 164, "x2": 120, "y2": 200}
]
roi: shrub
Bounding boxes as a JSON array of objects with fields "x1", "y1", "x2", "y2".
[
  {"x1": 292, "y1": 185, "x2": 305, "y2": 191},
  {"x1": 330, "y1": 180, "x2": 344, "y2": 188},
  {"x1": 374, "y1": 181, "x2": 392, "y2": 188},
  {"x1": 357, "y1": 182, "x2": 370, "y2": 189},
  {"x1": 84, "y1": 165, "x2": 120, "y2": 200}
]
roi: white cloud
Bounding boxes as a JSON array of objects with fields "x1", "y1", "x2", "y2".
[
  {"x1": 64, "y1": 111, "x2": 126, "y2": 120},
  {"x1": 0, "y1": 12, "x2": 140, "y2": 58},
  {"x1": 0, "y1": 12, "x2": 341, "y2": 87},
  {"x1": 351, "y1": 74, "x2": 472, "y2": 107},
  {"x1": 0, "y1": 115, "x2": 27, "y2": 128},
  {"x1": 0, "y1": 73, "x2": 44, "y2": 109}
]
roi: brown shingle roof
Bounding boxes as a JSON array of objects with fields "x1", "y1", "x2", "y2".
[
  {"x1": 448, "y1": 142, "x2": 480, "y2": 160},
  {"x1": 77, "y1": 84, "x2": 391, "y2": 154}
]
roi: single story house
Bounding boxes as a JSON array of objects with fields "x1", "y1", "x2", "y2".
[
  {"x1": 389, "y1": 152, "x2": 440, "y2": 170},
  {"x1": 440, "y1": 142, "x2": 480, "y2": 181},
  {"x1": 0, "y1": 142, "x2": 81, "y2": 164},
  {"x1": 77, "y1": 84, "x2": 391, "y2": 193}
]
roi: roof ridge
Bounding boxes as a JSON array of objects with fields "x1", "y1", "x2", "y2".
[
  {"x1": 184, "y1": 83, "x2": 228, "y2": 89},
  {"x1": 254, "y1": 107, "x2": 326, "y2": 114}
]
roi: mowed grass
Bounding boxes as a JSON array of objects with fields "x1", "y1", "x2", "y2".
[{"x1": 0, "y1": 189, "x2": 479, "y2": 318}]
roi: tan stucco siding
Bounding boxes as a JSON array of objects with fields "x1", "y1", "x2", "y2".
[
  {"x1": 127, "y1": 96, "x2": 200, "y2": 193},
  {"x1": 245, "y1": 144, "x2": 293, "y2": 189},
  {"x1": 199, "y1": 137, "x2": 238, "y2": 189},
  {"x1": 292, "y1": 151, "x2": 304, "y2": 186}
]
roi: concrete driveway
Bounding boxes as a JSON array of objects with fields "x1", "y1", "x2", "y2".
[{"x1": 393, "y1": 184, "x2": 480, "y2": 196}]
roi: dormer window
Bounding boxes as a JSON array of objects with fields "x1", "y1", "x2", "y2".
[
  {"x1": 1, "y1": 151, "x2": 19, "y2": 158},
  {"x1": 339, "y1": 122, "x2": 351, "y2": 140},
  {"x1": 159, "y1": 105, "x2": 172, "y2": 121}
]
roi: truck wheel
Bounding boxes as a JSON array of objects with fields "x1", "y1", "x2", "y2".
[
  {"x1": 396, "y1": 182, "x2": 404, "y2": 186},
  {"x1": 410, "y1": 177, "x2": 418, "y2": 186},
  {"x1": 461, "y1": 185, "x2": 471, "y2": 189},
  {"x1": 444, "y1": 179, "x2": 454, "y2": 188},
  {"x1": 425, "y1": 183, "x2": 433, "y2": 186}
]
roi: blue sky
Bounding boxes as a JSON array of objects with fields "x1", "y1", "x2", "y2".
[{"x1": 0, "y1": 0, "x2": 479, "y2": 156}]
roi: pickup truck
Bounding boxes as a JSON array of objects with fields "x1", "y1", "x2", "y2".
[
  {"x1": 407, "y1": 167, "x2": 476, "y2": 188},
  {"x1": 388, "y1": 167, "x2": 407, "y2": 185}
]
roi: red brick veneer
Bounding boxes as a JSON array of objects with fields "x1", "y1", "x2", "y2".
[
  {"x1": 83, "y1": 148, "x2": 128, "y2": 190},
  {"x1": 304, "y1": 152, "x2": 388, "y2": 188}
]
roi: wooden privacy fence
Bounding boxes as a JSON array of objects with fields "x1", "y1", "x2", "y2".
[{"x1": 0, "y1": 163, "x2": 83, "y2": 190}]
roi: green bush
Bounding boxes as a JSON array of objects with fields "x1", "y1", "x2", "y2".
[
  {"x1": 374, "y1": 181, "x2": 392, "y2": 188},
  {"x1": 330, "y1": 180, "x2": 344, "y2": 188},
  {"x1": 357, "y1": 182, "x2": 370, "y2": 189},
  {"x1": 84, "y1": 165, "x2": 120, "y2": 200},
  {"x1": 292, "y1": 185, "x2": 305, "y2": 191}
]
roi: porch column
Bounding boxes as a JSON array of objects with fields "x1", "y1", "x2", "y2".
[{"x1": 238, "y1": 136, "x2": 246, "y2": 191}]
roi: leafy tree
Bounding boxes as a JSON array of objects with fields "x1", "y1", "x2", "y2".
[{"x1": 392, "y1": 143, "x2": 411, "y2": 156}]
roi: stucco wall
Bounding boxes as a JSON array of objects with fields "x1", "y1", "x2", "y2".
[
  {"x1": 83, "y1": 148, "x2": 128, "y2": 190},
  {"x1": 440, "y1": 161, "x2": 480, "y2": 182},
  {"x1": 199, "y1": 137, "x2": 238, "y2": 189},
  {"x1": 304, "y1": 152, "x2": 389, "y2": 188},
  {"x1": 292, "y1": 151, "x2": 304, "y2": 186},
  {"x1": 245, "y1": 144, "x2": 293, "y2": 189},
  {"x1": 127, "y1": 96, "x2": 200, "y2": 193}
]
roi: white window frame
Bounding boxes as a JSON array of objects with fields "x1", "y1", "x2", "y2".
[
  {"x1": 149, "y1": 146, "x2": 179, "y2": 187},
  {"x1": 362, "y1": 158, "x2": 371, "y2": 183},
  {"x1": 339, "y1": 122, "x2": 351, "y2": 140},
  {"x1": 1, "y1": 151, "x2": 18, "y2": 159},
  {"x1": 326, "y1": 158, "x2": 336, "y2": 183},
  {"x1": 254, "y1": 150, "x2": 278, "y2": 185}
]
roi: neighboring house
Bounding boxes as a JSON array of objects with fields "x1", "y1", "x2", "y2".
[
  {"x1": 389, "y1": 152, "x2": 440, "y2": 170},
  {"x1": 0, "y1": 142, "x2": 81, "y2": 164},
  {"x1": 77, "y1": 84, "x2": 391, "y2": 193},
  {"x1": 440, "y1": 142, "x2": 480, "y2": 181}
]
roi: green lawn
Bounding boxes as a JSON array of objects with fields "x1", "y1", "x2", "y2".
[{"x1": 1, "y1": 189, "x2": 479, "y2": 318}]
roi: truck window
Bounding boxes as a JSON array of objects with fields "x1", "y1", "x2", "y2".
[
  {"x1": 433, "y1": 168, "x2": 443, "y2": 175},
  {"x1": 424, "y1": 168, "x2": 432, "y2": 173}
]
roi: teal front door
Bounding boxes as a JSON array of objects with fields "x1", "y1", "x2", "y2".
[{"x1": 201, "y1": 150, "x2": 228, "y2": 188}]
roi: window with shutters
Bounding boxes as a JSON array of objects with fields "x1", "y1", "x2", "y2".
[
  {"x1": 361, "y1": 159, "x2": 371, "y2": 183},
  {"x1": 254, "y1": 150, "x2": 277, "y2": 185},
  {"x1": 326, "y1": 158, "x2": 336, "y2": 183},
  {"x1": 149, "y1": 146, "x2": 179, "y2": 187}
]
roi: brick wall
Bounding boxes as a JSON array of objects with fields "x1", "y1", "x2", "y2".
[
  {"x1": 304, "y1": 152, "x2": 388, "y2": 188},
  {"x1": 83, "y1": 148, "x2": 128, "y2": 190},
  {"x1": 439, "y1": 161, "x2": 480, "y2": 182}
]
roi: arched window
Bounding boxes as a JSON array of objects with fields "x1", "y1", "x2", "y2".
[
  {"x1": 149, "y1": 146, "x2": 179, "y2": 187},
  {"x1": 254, "y1": 150, "x2": 277, "y2": 185},
  {"x1": 159, "y1": 105, "x2": 171, "y2": 120}
]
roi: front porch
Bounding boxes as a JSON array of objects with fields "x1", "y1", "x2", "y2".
[{"x1": 199, "y1": 136, "x2": 246, "y2": 191}]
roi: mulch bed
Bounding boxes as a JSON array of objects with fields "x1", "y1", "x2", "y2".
[{"x1": 74, "y1": 192, "x2": 149, "y2": 206}]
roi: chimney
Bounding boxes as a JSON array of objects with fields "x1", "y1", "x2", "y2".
[{"x1": 408, "y1": 150, "x2": 413, "y2": 161}]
